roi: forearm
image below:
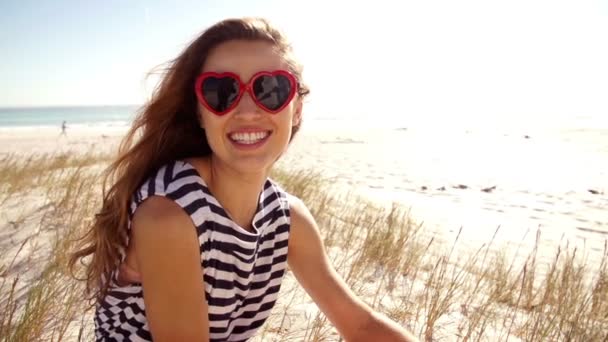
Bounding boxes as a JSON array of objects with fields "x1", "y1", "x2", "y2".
[{"x1": 349, "y1": 311, "x2": 419, "y2": 342}]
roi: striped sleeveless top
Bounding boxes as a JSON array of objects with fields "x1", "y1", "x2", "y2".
[{"x1": 94, "y1": 160, "x2": 292, "y2": 341}]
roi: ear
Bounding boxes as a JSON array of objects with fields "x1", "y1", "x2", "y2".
[{"x1": 293, "y1": 99, "x2": 303, "y2": 126}]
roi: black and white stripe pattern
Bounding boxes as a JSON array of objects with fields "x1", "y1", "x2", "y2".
[{"x1": 94, "y1": 160, "x2": 291, "y2": 341}]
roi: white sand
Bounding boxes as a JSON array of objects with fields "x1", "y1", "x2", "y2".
[
  {"x1": 0, "y1": 125, "x2": 126, "y2": 156},
  {"x1": 2, "y1": 123, "x2": 606, "y2": 269},
  {"x1": 280, "y1": 123, "x2": 608, "y2": 272},
  {"x1": 1, "y1": 124, "x2": 605, "y2": 340}
]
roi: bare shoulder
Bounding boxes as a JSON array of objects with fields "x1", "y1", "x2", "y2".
[
  {"x1": 286, "y1": 194, "x2": 315, "y2": 231},
  {"x1": 130, "y1": 195, "x2": 199, "y2": 265},
  {"x1": 121, "y1": 196, "x2": 191, "y2": 278},
  {"x1": 285, "y1": 194, "x2": 323, "y2": 253},
  {"x1": 132, "y1": 196, "x2": 192, "y2": 232},
  {"x1": 284, "y1": 193, "x2": 326, "y2": 269}
]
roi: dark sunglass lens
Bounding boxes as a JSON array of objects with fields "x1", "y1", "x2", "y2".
[
  {"x1": 252, "y1": 75, "x2": 293, "y2": 111},
  {"x1": 202, "y1": 77, "x2": 239, "y2": 113}
]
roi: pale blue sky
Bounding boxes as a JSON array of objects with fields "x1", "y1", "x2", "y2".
[
  {"x1": 0, "y1": 0, "x2": 287, "y2": 106},
  {"x1": 1, "y1": 0, "x2": 607, "y2": 127}
]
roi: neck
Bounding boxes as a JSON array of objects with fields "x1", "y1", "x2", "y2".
[{"x1": 205, "y1": 156, "x2": 268, "y2": 230}]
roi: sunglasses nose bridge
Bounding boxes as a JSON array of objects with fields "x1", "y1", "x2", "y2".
[
  {"x1": 234, "y1": 86, "x2": 261, "y2": 114},
  {"x1": 242, "y1": 83, "x2": 254, "y2": 96}
]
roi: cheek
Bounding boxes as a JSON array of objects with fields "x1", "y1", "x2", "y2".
[
  {"x1": 197, "y1": 105, "x2": 208, "y2": 129},
  {"x1": 276, "y1": 114, "x2": 296, "y2": 141},
  {"x1": 203, "y1": 120, "x2": 222, "y2": 141},
  {"x1": 198, "y1": 110, "x2": 224, "y2": 144},
  {"x1": 280, "y1": 102, "x2": 299, "y2": 126}
]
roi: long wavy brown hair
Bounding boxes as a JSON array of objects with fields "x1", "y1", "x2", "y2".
[{"x1": 69, "y1": 17, "x2": 310, "y2": 304}]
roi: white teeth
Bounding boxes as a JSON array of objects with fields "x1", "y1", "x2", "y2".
[{"x1": 229, "y1": 131, "x2": 269, "y2": 144}]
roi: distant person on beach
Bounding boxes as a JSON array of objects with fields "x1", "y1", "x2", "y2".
[
  {"x1": 60, "y1": 120, "x2": 67, "y2": 136},
  {"x1": 70, "y1": 18, "x2": 418, "y2": 341}
]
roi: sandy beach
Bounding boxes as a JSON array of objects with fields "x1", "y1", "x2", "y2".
[
  {"x1": 282, "y1": 122, "x2": 608, "y2": 269},
  {"x1": 2, "y1": 123, "x2": 607, "y2": 268},
  {"x1": 0, "y1": 125, "x2": 126, "y2": 156},
  {"x1": 1, "y1": 123, "x2": 607, "y2": 341}
]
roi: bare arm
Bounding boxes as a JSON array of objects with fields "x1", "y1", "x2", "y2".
[
  {"x1": 287, "y1": 196, "x2": 419, "y2": 342},
  {"x1": 131, "y1": 196, "x2": 209, "y2": 342}
]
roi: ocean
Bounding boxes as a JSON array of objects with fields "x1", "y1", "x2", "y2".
[
  {"x1": 0, "y1": 105, "x2": 138, "y2": 128},
  {"x1": 1, "y1": 105, "x2": 606, "y2": 268}
]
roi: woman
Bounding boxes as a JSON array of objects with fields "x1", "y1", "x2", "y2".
[{"x1": 71, "y1": 17, "x2": 418, "y2": 342}]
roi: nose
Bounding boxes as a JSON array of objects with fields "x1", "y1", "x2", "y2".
[{"x1": 233, "y1": 91, "x2": 262, "y2": 117}]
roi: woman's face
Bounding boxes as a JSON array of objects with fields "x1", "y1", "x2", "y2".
[{"x1": 198, "y1": 40, "x2": 302, "y2": 175}]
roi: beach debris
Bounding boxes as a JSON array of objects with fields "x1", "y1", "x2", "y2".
[
  {"x1": 481, "y1": 186, "x2": 497, "y2": 193},
  {"x1": 437, "y1": 186, "x2": 446, "y2": 191},
  {"x1": 321, "y1": 138, "x2": 364, "y2": 144},
  {"x1": 576, "y1": 226, "x2": 606, "y2": 234},
  {"x1": 453, "y1": 184, "x2": 468, "y2": 190},
  {"x1": 588, "y1": 189, "x2": 602, "y2": 195},
  {"x1": 421, "y1": 186, "x2": 428, "y2": 191}
]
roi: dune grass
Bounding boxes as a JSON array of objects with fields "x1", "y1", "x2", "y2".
[{"x1": 0, "y1": 152, "x2": 606, "y2": 341}]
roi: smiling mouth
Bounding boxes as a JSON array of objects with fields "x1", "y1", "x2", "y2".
[{"x1": 228, "y1": 130, "x2": 272, "y2": 145}]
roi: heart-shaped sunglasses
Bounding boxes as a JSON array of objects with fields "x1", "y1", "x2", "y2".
[{"x1": 194, "y1": 70, "x2": 298, "y2": 116}]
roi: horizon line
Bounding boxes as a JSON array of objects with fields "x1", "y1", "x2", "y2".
[{"x1": 0, "y1": 104, "x2": 143, "y2": 110}]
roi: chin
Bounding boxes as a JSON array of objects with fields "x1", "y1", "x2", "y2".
[{"x1": 231, "y1": 156, "x2": 276, "y2": 175}]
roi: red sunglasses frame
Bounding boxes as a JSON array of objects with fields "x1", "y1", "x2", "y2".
[{"x1": 194, "y1": 69, "x2": 298, "y2": 116}]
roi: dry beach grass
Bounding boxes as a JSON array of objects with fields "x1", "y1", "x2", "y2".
[{"x1": 0, "y1": 152, "x2": 607, "y2": 341}]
